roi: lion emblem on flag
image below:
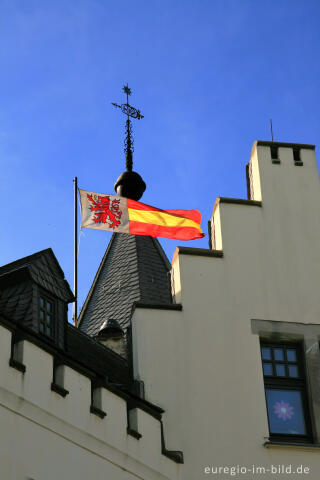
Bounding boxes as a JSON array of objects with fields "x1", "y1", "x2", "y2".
[{"x1": 87, "y1": 194, "x2": 122, "y2": 229}]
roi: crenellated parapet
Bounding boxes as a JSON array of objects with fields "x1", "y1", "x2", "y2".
[{"x1": 0, "y1": 318, "x2": 182, "y2": 480}]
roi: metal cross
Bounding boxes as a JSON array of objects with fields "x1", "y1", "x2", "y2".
[
  {"x1": 112, "y1": 85, "x2": 144, "y2": 171},
  {"x1": 112, "y1": 84, "x2": 144, "y2": 120}
]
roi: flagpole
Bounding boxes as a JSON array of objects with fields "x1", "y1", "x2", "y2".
[{"x1": 73, "y1": 176, "x2": 78, "y2": 326}]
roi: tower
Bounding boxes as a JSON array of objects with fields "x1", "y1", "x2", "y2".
[
  {"x1": 78, "y1": 86, "x2": 173, "y2": 355},
  {"x1": 132, "y1": 141, "x2": 320, "y2": 478}
]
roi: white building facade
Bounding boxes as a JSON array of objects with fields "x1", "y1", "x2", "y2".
[
  {"x1": 1, "y1": 141, "x2": 320, "y2": 479},
  {"x1": 133, "y1": 141, "x2": 320, "y2": 478}
]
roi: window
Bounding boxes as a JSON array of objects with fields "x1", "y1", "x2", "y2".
[
  {"x1": 260, "y1": 342, "x2": 312, "y2": 442},
  {"x1": 270, "y1": 146, "x2": 278, "y2": 160},
  {"x1": 39, "y1": 295, "x2": 54, "y2": 338},
  {"x1": 293, "y1": 148, "x2": 301, "y2": 163}
]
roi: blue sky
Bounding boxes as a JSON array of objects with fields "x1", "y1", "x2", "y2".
[{"x1": 1, "y1": 0, "x2": 320, "y2": 322}]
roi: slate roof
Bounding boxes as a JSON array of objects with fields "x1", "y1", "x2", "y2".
[
  {"x1": 0, "y1": 248, "x2": 74, "y2": 303},
  {"x1": 0, "y1": 248, "x2": 131, "y2": 386},
  {"x1": 0, "y1": 249, "x2": 74, "y2": 327},
  {"x1": 0, "y1": 277, "x2": 34, "y2": 326},
  {"x1": 66, "y1": 323, "x2": 131, "y2": 386},
  {"x1": 78, "y1": 233, "x2": 172, "y2": 337}
]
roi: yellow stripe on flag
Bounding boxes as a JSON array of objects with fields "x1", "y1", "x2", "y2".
[{"x1": 128, "y1": 208, "x2": 202, "y2": 231}]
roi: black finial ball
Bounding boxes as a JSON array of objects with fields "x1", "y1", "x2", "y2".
[{"x1": 114, "y1": 171, "x2": 146, "y2": 201}]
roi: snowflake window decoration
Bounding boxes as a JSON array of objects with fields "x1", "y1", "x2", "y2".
[{"x1": 273, "y1": 401, "x2": 294, "y2": 421}]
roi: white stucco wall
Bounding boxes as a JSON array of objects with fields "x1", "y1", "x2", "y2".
[
  {"x1": 0, "y1": 324, "x2": 180, "y2": 480},
  {"x1": 132, "y1": 143, "x2": 320, "y2": 479}
]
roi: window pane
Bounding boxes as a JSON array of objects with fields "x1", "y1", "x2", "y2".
[
  {"x1": 275, "y1": 364, "x2": 286, "y2": 377},
  {"x1": 263, "y1": 363, "x2": 273, "y2": 376},
  {"x1": 266, "y1": 389, "x2": 306, "y2": 435},
  {"x1": 274, "y1": 348, "x2": 284, "y2": 361},
  {"x1": 261, "y1": 347, "x2": 271, "y2": 360},
  {"x1": 39, "y1": 295, "x2": 54, "y2": 337},
  {"x1": 288, "y1": 365, "x2": 299, "y2": 378},
  {"x1": 287, "y1": 349, "x2": 297, "y2": 362}
]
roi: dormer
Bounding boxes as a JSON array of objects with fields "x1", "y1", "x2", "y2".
[{"x1": 0, "y1": 248, "x2": 74, "y2": 349}]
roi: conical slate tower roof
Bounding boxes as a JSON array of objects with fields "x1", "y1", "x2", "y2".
[
  {"x1": 78, "y1": 233, "x2": 172, "y2": 338},
  {"x1": 79, "y1": 86, "x2": 173, "y2": 342}
]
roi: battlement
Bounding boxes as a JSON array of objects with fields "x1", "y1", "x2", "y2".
[
  {"x1": 131, "y1": 141, "x2": 320, "y2": 479},
  {"x1": 248, "y1": 140, "x2": 318, "y2": 202},
  {"x1": 0, "y1": 319, "x2": 182, "y2": 479}
]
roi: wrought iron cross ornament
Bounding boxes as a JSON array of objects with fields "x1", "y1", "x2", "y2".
[{"x1": 112, "y1": 84, "x2": 144, "y2": 172}]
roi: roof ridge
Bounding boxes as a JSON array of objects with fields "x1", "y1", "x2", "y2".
[
  {"x1": 0, "y1": 248, "x2": 66, "y2": 280},
  {"x1": 0, "y1": 248, "x2": 52, "y2": 270}
]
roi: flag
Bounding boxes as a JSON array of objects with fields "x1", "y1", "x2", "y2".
[{"x1": 79, "y1": 189, "x2": 204, "y2": 240}]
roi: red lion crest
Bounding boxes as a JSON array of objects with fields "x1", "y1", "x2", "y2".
[{"x1": 87, "y1": 194, "x2": 122, "y2": 229}]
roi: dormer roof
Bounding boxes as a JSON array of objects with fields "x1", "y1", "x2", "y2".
[{"x1": 0, "y1": 248, "x2": 74, "y2": 303}]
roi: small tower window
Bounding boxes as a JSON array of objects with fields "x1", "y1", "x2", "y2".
[
  {"x1": 39, "y1": 295, "x2": 54, "y2": 337},
  {"x1": 270, "y1": 146, "x2": 278, "y2": 160},
  {"x1": 293, "y1": 149, "x2": 301, "y2": 163}
]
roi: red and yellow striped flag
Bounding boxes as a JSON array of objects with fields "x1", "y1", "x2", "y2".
[{"x1": 79, "y1": 189, "x2": 204, "y2": 240}]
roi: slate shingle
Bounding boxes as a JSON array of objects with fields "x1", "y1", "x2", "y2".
[
  {"x1": 0, "y1": 249, "x2": 74, "y2": 303},
  {"x1": 78, "y1": 234, "x2": 172, "y2": 339},
  {"x1": 0, "y1": 249, "x2": 74, "y2": 345}
]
